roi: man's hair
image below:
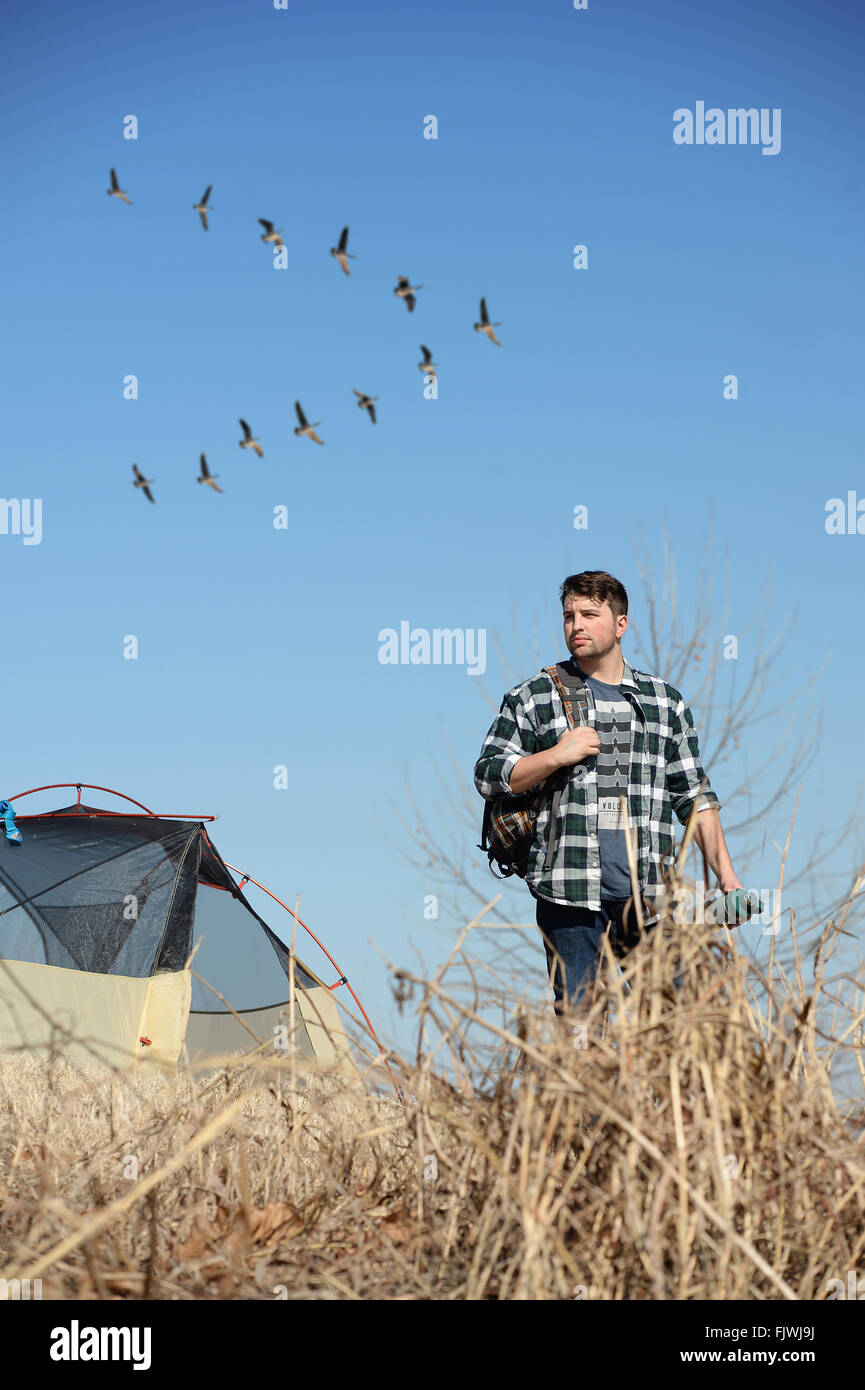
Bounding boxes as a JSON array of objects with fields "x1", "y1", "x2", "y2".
[{"x1": 559, "y1": 570, "x2": 628, "y2": 621}]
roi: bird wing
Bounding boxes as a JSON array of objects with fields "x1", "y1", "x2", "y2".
[
  {"x1": 200, "y1": 210, "x2": 208, "y2": 230},
  {"x1": 202, "y1": 185, "x2": 212, "y2": 204},
  {"x1": 295, "y1": 401, "x2": 308, "y2": 427},
  {"x1": 406, "y1": 294, "x2": 415, "y2": 312},
  {"x1": 200, "y1": 453, "x2": 210, "y2": 477},
  {"x1": 369, "y1": 405, "x2": 376, "y2": 424},
  {"x1": 420, "y1": 345, "x2": 431, "y2": 361},
  {"x1": 239, "y1": 418, "x2": 252, "y2": 440},
  {"x1": 132, "y1": 463, "x2": 143, "y2": 481},
  {"x1": 480, "y1": 297, "x2": 489, "y2": 323},
  {"x1": 339, "y1": 226, "x2": 349, "y2": 250},
  {"x1": 353, "y1": 390, "x2": 362, "y2": 399},
  {"x1": 258, "y1": 219, "x2": 274, "y2": 232},
  {"x1": 110, "y1": 167, "x2": 119, "y2": 189},
  {"x1": 143, "y1": 485, "x2": 155, "y2": 504}
]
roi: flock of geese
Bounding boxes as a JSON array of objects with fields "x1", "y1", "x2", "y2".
[{"x1": 108, "y1": 170, "x2": 503, "y2": 505}]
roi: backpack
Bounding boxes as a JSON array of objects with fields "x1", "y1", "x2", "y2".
[{"x1": 477, "y1": 665, "x2": 589, "y2": 879}]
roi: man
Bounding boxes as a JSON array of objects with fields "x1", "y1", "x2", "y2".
[{"x1": 473, "y1": 570, "x2": 743, "y2": 1015}]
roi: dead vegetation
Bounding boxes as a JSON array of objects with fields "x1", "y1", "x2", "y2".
[{"x1": 1, "y1": 887, "x2": 864, "y2": 1301}]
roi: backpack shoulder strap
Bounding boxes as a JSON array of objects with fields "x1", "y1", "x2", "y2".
[
  {"x1": 540, "y1": 665, "x2": 592, "y2": 872},
  {"x1": 544, "y1": 665, "x2": 586, "y2": 729}
]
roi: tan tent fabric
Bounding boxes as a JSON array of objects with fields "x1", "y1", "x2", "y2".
[
  {"x1": 0, "y1": 959, "x2": 189, "y2": 1071},
  {"x1": 295, "y1": 984, "x2": 359, "y2": 1078},
  {"x1": 137, "y1": 967, "x2": 192, "y2": 1070},
  {"x1": 0, "y1": 960, "x2": 359, "y2": 1078},
  {"x1": 185, "y1": 1001, "x2": 315, "y2": 1064},
  {"x1": 184, "y1": 989, "x2": 359, "y2": 1081}
]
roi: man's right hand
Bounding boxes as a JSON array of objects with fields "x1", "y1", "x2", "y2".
[
  {"x1": 508, "y1": 726, "x2": 601, "y2": 794},
  {"x1": 551, "y1": 726, "x2": 601, "y2": 768}
]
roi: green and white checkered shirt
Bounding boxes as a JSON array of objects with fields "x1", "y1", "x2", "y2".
[{"x1": 474, "y1": 657, "x2": 720, "y2": 908}]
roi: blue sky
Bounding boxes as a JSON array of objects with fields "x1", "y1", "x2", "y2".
[{"x1": 1, "y1": 0, "x2": 863, "y2": 1058}]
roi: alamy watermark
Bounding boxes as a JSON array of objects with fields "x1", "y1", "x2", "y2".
[
  {"x1": 378, "y1": 622, "x2": 486, "y2": 676},
  {"x1": 824, "y1": 1269, "x2": 865, "y2": 1299},
  {"x1": 1, "y1": 1278, "x2": 42, "y2": 1300},
  {"x1": 50, "y1": 1321, "x2": 151, "y2": 1369},
  {"x1": 664, "y1": 886, "x2": 782, "y2": 934},
  {"x1": 673, "y1": 102, "x2": 781, "y2": 157},
  {"x1": 0, "y1": 498, "x2": 42, "y2": 545}
]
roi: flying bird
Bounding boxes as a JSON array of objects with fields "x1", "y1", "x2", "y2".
[
  {"x1": 197, "y1": 453, "x2": 223, "y2": 492},
  {"x1": 107, "y1": 168, "x2": 133, "y2": 204},
  {"x1": 193, "y1": 185, "x2": 213, "y2": 230},
  {"x1": 353, "y1": 390, "x2": 378, "y2": 424},
  {"x1": 394, "y1": 276, "x2": 423, "y2": 312},
  {"x1": 330, "y1": 226, "x2": 355, "y2": 276},
  {"x1": 132, "y1": 463, "x2": 155, "y2": 504},
  {"x1": 238, "y1": 419, "x2": 263, "y2": 457},
  {"x1": 294, "y1": 401, "x2": 325, "y2": 445},
  {"x1": 474, "y1": 297, "x2": 502, "y2": 346},
  {"x1": 258, "y1": 219, "x2": 285, "y2": 249},
  {"x1": 418, "y1": 344, "x2": 437, "y2": 379}
]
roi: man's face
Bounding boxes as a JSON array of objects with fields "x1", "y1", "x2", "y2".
[{"x1": 562, "y1": 594, "x2": 627, "y2": 660}]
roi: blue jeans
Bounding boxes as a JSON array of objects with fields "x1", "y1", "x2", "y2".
[{"x1": 534, "y1": 891, "x2": 671, "y2": 1015}]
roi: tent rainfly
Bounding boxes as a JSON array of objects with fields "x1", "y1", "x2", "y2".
[{"x1": 0, "y1": 785, "x2": 380, "y2": 1078}]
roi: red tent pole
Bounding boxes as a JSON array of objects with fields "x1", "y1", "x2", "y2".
[{"x1": 7, "y1": 784, "x2": 216, "y2": 821}]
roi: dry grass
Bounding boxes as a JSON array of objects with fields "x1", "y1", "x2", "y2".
[{"x1": 1, "y1": 900, "x2": 864, "y2": 1301}]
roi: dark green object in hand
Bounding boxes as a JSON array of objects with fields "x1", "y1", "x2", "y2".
[{"x1": 706, "y1": 889, "x2": 763, "y2": 926}]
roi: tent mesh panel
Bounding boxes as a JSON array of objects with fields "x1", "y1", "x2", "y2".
[{"x1": 0, "y1": 804, "x2": 320, "y2": 1019}]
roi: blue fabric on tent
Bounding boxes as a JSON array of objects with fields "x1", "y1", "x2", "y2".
[{"x1": 0, "y1": 800, "x2": 22, "y2": 844}]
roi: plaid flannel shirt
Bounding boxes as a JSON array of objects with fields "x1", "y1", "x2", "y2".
[{"x1": 474, "y1": 658, "x2": 721, "y2": 908}]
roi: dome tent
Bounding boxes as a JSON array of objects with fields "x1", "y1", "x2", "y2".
[{"x1": 0, "y1": 785, "x2": 380, "y2": 1079}]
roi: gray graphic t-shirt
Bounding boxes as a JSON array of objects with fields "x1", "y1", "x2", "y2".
[{"x1": 579, "y1": 667, "x2": 635, "y2": 899}]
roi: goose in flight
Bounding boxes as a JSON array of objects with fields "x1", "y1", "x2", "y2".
[
  {"x1": 107, "y1": 168, "x2": 133, "y2": 204},
  {"x1": 132, "y1": 463, "x2": 155, "y2": 504},
  {"x1": 353, "y1": 390, "x2": 378, "y2": 424},
  {"x1": 197, "y1": 453, "x2": 223, "y2": 492},
  {"x1": 394, "y1": 275, "x2": 423, "y2": 312},
  {"x1": 294, "y1": 401, "x2": 325, "y2": 444},
  {"x1": 193, "y1": 185, "x2": 213, "y2": 230},
  {"x1": 418, "y1": 344, "x2": 437, "y2": 379},
  {"x1": 330, "y1": 226, "x2": 356, "y2": 276},
  {"x1": 238, "y1": 419, "x2": 263, "y2": 457},
  {"x1": 258, "y1": 219, "x2": 285, "y2": 249},
  {"x1": 474, "y1": 297, "x2": 502, "y2": 345}
]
